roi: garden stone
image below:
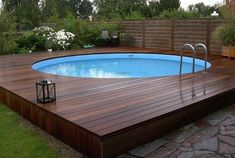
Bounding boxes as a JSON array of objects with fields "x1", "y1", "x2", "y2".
[
  {"x1": 219, "y1": 142, "x2": 235, "y2": 154},
  {"x1": 219, "y1": 117, "x2": 235, "y2": 126},
  {"x1": 218, "y1": 135, "x2": 235, "y2": 146},
  {"x1": 220, "y1": 130, "x2": 235, "y2": 135},
  {"x1": 205, "y1": 111, "x2": 231, "y2": 125},
  {"x1": 178, "y1": 147, "x2": 194, "y2": 152},
  {"x1": 224, "y1": 154, "x2": 232, "y2": 158},
  {"x1": 116, "y1": 154, "x2": 136, "y2": 158},
  {"x1": 146, "y1": 142, "x2": 180, "y2": 158},
  {"x1": 186, "y1": 126, "x2": 218, "y2": 144},
  {"x1": 193, "y1": 137, "x2": 218, "y2": 151},
  {"x1": 128, "y1": 139, "x2": 168, "y2": 157},
  {"x1": 174, "y1": 125, "x2": 199, "y2": 143},
  {"x1": 193, "y1": 150, "x2": 215, "y2": 157},
  {"x1": 177, "y1": 151, "x2": 193, "y2": 158}
]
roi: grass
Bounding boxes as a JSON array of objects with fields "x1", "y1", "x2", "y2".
[{"x1": 0, "y1": 104, "x2": 82, "y2": 158}]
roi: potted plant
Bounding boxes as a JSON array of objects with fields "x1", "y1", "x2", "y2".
[{"x1": 214, "y1": 9, "x2": 235, "y2": 58}]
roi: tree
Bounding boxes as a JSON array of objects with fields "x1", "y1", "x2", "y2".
[
  {"x1": 140, "y1": 5, "x2": 153, "y2": 18},
  {"x1": 159, "y1": 0, "x2": 180, "y2": 11},
  {"x1": 78, "y1": 0, "x2": 93, "y2": 19},
  {"x1": 67, "y1": 0, "x2": 81, "y2": 16},
  {"x1": 94, "y1": 0, "x2": 119, "y2": 19},
  {"x1": 188, "y1": 2, "x2": 220, "y2": 17},
  {"x1": 2, "y1": 0, "x2": 41, "y2": 28},
  {"x1": 149, "y1": 0, "x2": 161, "y2": 17},
  {"x1": 66, "y1": 0, "x2": 93, "y2": 19},
  {"x1": 41, "y1": 0, "x2": 57, "y2": 21},
  {"x1": 41, "y1": 0, "x2": 69, "y2": 22},
  {"x1": 56, "y1": 0, "x2": 69, "y2": 18},
  {"x1": 94, "y1": 0, "x2": 147, "y2": 19},
  {"x1": 0, "y1": 9, "x2": 12, "y2": 33},
  {"x1": 2, "y1": 0, "x2": 21, "y2": 15}
]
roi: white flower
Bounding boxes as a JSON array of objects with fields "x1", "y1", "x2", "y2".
[
  {"x1": 48, "y1": 49, "x2": 53, "y2": 52},
  {"x1": 34, "y1": 26, "x2": 75, "y2": 50}
]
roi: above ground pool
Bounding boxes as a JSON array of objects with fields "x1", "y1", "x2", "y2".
[{"x1": 32, "y1": 53, "x2": 211, "y2": 78}]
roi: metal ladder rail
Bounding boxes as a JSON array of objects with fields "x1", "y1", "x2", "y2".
[
  {"x1": 194, "y1": 43, "x2": 208, "y2": 73},
  {"x1": 179, "y1": 44, "x2": 196, "y2": 75}
]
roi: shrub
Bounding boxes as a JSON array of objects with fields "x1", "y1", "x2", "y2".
[
  {"x1": 15, "y1": 32, "x2": 46, "y2": 52},
  {"x1": 124, "y1": 12, "x2": 145, "y2": 20},
  {"x1": 58, "y1": 17, "x2": 120, "y2": 47},
  {"x1": 214, "y1": 8, "x2": 235, "y2": 47},
  {"x1": 33, "y1": 26, "x2": 75, "y2": 50},
  {"x1": 2, "y1": 39, "x2": 19, "y2": 54},
  {"x1": 214, "y1": 24, "x2": 235, "y2": 47},
  {"x1": 92, "y1": 22, "x2": 120, "y2": 46},
  {"x1": 158, "y1": 9, "x2": 199, "y2": 19}
]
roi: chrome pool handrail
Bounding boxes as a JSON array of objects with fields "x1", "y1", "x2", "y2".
[
  {"x1": 194, "y1": 43, "x2": 208, "y2": 74},
  {"x1": 179, "y1": 44, "x2": 196, "y2": 75}
]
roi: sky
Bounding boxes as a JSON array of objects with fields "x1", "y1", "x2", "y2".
[
  {"x1": 0, "y1": 0, "x2": 224, "y2": 10},
  {"x1": 180, "y1": 0, "x2": 223, "y2": 9}
]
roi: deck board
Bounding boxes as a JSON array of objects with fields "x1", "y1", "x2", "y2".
[{"x1": 1, "y1": 47, "x2": 235, "y2": 158}]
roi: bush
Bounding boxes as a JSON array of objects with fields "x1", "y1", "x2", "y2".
[
  {"x1": 214, "y1": 8, "x2": 235, "y2": 47},
  {"x1": 124, "y1": 12, "x2": 145, "y2": 20},
  {"x1": 58, "y1": 16, "x2": 120, "y2": 47},
  {"x1": 158, "y1": 9, "x2": 199, "y2": 19},
  {"x1": 15, "y1": 32, "x2": 46, "y2": 52},
  {"x1": 2, "y1": 39, "x2": 19, "y2": 54},
  {"x1": 214, "y1": 24, "x2": 235, "y2": 47},
  {"x1": 92, "y1": 22, "x2": 120, "y2": 46},
  {"x1": 33, "y1": 26, "x2": 75, "y2": 50}
]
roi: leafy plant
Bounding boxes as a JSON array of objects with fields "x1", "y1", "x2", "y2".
[
  {"x1": 15, "y1": 33, "x2": 46, "y2": 52},
  {"x1": 2, "y1": 38, "x2": 19, "y2": 54},
  {"x1": 58, "y1": 17, "x2": 120, "y2": 47},
  {"x1": 124, "y1": 12, "x2": 145, "y2": 20},
  {"x1": 158, "y1": 9, "x2": 199, "y2": 19},
  {"x1": 33, "y1": 26, "x2": 75, "y2": 50},
  {"x1": 214, "y1": 24, "x2": 235, "y2": 47},
  {"x1": 214, "y1": 8, "x2": 235, "y2": 47}
]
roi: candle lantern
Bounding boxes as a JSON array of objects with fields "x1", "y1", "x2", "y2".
[{"x1": 36, "y1": 79, "x2": 56, "y2": 103}]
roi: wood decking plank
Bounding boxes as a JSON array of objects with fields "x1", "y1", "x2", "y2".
[
  {"x1": 80, "y1": 78, "x2": 226, "y2": 129},
  {"x1": 97, "y1": 79, "x2": 235, "y2": 135},
  {"x1": 85, "y1": 76, "x2": 233, "y2": 133},
  {"x1": 1, "y1": 48, "x2": 235, "y2": 158},
  {"x1": 70, "y1": 74, "x2": 225, "y2": 123}
]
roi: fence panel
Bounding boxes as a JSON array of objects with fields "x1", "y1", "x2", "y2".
[
  {"x1": 120, "y1": 20, "x2": 144, "y2": 47},
  {"x1": 144, "y1": 20, "x2": 172, "y2": 50},
  {"x1": 120, "y1": 19, "x2": 222, "y2": 54}
]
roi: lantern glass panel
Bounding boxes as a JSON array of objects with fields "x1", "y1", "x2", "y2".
[{"x1": 36, "y1": 80, "x2": 56, "y2": 103}]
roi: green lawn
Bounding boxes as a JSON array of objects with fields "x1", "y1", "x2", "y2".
[{"x1": 0, "y1": 104, "x2": 72, "y2": 158}]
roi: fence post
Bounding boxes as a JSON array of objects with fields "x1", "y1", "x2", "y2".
[
  {"x1": 171, "y1": 20, "x2": 175, "y2": 51},
  {"x1": 142, "y1": 20, "x2": 146, "y2": 48},
  {"x1": 206, "y1": 18, "x2": 211, "y2": 53}
]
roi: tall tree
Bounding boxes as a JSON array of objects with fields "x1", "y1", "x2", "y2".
[
  {"x1": 148, "y1": 0, "x2": 161, "y2": 16},
  {"x1": 41, "y1": 0, "x2": 68, "y2": 21},
  {"x1": 2, "y1": 0, "x2": 21, "y2": 15},
  {"x1": 159, "y1": 0, "x2": 180, "y2": 11},
  {"x1": 94, "y1": 0, "x2": 118, "y2": 19},
  {"x1": 67, "y1": 0, "x2": 81, "y2": 16},
  {"x1": 2, "y1": 0, "x2": 41, "y2": 28},
  {"x1": 41, "y1": 0, "x2": 57, "y2": 21},
  {"x1": 188, "y1": 2, "x2": 220, "y2": 17},
  {"x1": 78, "y1": 0, "x2": 93, "y2": 19},
  {"x1": 94, "y1": 0, "x2": 147, "y2": 19},
  {"x1": 66, "y1": 0, "x2": 93, "y2": 19}
]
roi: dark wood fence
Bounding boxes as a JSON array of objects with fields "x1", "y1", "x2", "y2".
[{"x1": 120, "y1": 19, "x2": 223, "y2": 54}]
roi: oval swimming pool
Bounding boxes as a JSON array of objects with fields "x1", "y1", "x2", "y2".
[{"x1": 32, "y1": 53, "x2": 211, "y2": 78}]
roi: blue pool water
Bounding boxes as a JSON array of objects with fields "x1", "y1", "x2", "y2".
[{"x1": 32, "y1": 53, "x2": 211, "y2": 78}]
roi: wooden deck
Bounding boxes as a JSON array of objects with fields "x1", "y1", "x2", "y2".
[{"x1": 1, "y1": 47, "x2": 235, "y2": 158}]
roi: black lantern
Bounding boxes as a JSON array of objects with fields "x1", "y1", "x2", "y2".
[{"x1": 36, "y1": 79, "x2": 56, "y2": 103}]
